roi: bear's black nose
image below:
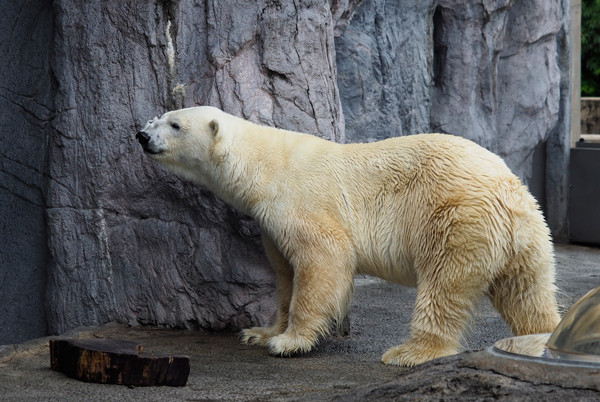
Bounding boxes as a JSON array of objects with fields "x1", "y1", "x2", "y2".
[{"x1": 136, "y1": 131, "x2": 150, "y2": 146}]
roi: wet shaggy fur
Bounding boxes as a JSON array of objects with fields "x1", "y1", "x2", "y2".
[{"x1": 136, "y1": 106, "x2": 561, "y2": 366}]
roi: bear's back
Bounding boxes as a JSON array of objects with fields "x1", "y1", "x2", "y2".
[{"x1": 336, "y1": 134, "x2": 538, "y2": 283}]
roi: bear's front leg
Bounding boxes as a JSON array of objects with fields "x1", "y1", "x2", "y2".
[
  {"x1": 240, "y1": 235, "x2": 293, "y2": 347},
  {"x1": 240, "y1": 271, "x2": 292, "y2": 346},
  {"x1": 266, "y1": 244, "x2": 355, "y2": 356}
]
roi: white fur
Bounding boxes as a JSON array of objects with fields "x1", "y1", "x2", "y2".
[{"x1": 138, "y1": 106, "x2": 560, "y2": 366}]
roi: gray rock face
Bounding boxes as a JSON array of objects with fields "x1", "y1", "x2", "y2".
[
  {"x1": 43, "y1": 0, "x2": 354, "y2": 335},
  {"x1": 176, "y1": 0, "x2": 346, "y2": 141},
  {"x1": 434, "y1": 0, "x2": 570, "y2": 239},
  {"x1": 0, "y1": 0, "x2": 53, "y2": 344},
  {"x1": 335, "y1": 0, "x2": 437, "y2": 142},
  {"x1": 335, "y1": 0, "x2": 571, "y2": 237},
  {"x1": 1, "y1": 0, "x2": 571, "y2": 343},
  {"x1": 431, "y1": 0, "x2": 566, "y2": 184}
]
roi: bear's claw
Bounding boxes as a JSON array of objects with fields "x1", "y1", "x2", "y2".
[
  {"x1": 238, "y1": 333, "x2": 257, "y2": 344},
  {"x1": 240, "y1": 327, "x2": 279, "y2": 347}
]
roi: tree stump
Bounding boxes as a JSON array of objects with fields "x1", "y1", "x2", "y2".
[{"x1": 49, "y1": 338, "x2": 190, "y2": 386}]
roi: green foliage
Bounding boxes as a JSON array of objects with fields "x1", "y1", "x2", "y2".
[{"x1": 582, "y1": 0, "x2": 600, "y2": 96}]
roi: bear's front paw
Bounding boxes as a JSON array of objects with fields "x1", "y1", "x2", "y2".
[
  {"x1": 266, "y1": 332, "x2": 315, "y2": 357},
  {"x1": 381, "y1": 340, "x2": 457, "y2": 367},
  {"x1": 240, "y1": 327, "x2": 278, "y2": 347}
]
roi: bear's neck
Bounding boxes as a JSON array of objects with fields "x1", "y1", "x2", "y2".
[{"x1": 210, "y1": 123, "x2": 332, "y2": 222}]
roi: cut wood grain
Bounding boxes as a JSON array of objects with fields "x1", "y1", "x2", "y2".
[{"x1": 49, "y1": 338, "x2": 190, "y2": 386}]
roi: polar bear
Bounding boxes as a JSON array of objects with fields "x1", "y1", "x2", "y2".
[{"x1": 136, "y1": 106, "x2": 560, "y2": 366}]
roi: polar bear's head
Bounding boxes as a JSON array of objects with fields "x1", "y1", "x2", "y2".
[
  {"x1": 136, "y1": 106, "x2": 222, "y2": 158},
  {"x1": 135, "y1": 106, "x2": 229, "y2": 182}
]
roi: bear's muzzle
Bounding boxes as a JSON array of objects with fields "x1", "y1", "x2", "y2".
[{"x1": 136, "y1": 131, "x2": 161, "y2": 155}]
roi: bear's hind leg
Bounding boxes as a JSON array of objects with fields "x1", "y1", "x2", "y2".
[
  {"x1": 382, "y1": 253, "x2": 491, "y2": 366},
  {"x1": 488, "y1": 249, "x2": 560, "y2": 335},
  {"x1": 240, "y1": 235, "x2": 293, "y2": 347}
]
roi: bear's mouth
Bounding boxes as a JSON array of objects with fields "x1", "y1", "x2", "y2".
[{"x1": 143, "y1": 147, "x2": 162, "y2": 155}]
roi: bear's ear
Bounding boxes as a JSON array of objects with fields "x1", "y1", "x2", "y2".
[{"x1": 208, "y1": 119, "x2": 219, "y2": 138}]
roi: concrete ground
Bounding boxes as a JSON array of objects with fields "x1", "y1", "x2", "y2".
[{"x1": 1, "y1": 243, "x2": 600, "y2": 401}]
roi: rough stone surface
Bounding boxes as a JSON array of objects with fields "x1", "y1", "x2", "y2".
[
  {"x1": 1, "y1": 0, "x2": 573, "y2": 344},
  {"x1": 332, "y1": 353, "x2": 600, "y2": 401},
  {"x1": 335, "y1": 0, "x2": 436, "y2": 142},
  {"x1": 0, "y1": 0, "x2": 53, "y2": 344},
  {"x1": 335, "y1": 0, "x2": 571, "y2": 238},
  {"x1": 43, "y1": 0, "x2": 355, "y2": 336},
  {"x1": 432, "y1": 0, "x2": 561, "y2": 166},
  {"x1": 430, "y1": 0, "x2": 571, "y2": 239}
]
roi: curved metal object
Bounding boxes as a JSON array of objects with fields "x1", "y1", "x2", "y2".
[
  {"x1": 493, "y1": 286, "x2": 600, "y2": 365},
  {"x1": 546, "y1": 286, "x2": 600, "y2": 363}
]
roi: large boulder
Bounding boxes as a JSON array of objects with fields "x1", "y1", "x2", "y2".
[
  {"x1": 0, "y1": 0, "x2": 53, "y2": 344},
  {"x1": 336, "y1": 0, "x2": 571, "y2": 238},
  {"x1": 44, "y1": 0, "x2": 355, "y2": 335},
  {"x1": 335, "y1": 0, "x2": 437, "y2": 142},
  {"x1": 430, "y1": 0, "x2": 567, "y2": 190}
]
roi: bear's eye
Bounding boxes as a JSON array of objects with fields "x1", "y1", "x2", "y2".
[{"x1": 170, "y1": 122, "x2": 181, "y2": 130}]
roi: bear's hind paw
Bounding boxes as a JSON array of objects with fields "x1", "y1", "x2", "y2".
[{"x1": 381, "y1": 341, "x2": 457, "y2": 367}]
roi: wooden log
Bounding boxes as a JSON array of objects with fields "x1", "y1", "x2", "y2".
[{"x1": 49, "y1": 338, "x2": 190, "y2": 387}]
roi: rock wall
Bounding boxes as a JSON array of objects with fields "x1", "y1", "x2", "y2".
[
  {"x1": 1, "y1": 0, "x2": 572, "y2": 344},
  {"x1": 430, "y1": 0, "x2": 570, "y2": 236},
  {"x1": 335, "y1": 0, "x2": 437, "y2": 142},
  {"x1": 43, "y1": 0, "x2": 355, "y2": 335},
  {"x1": 0, "y1": 0, "x2": 53, "y2": 344},
  {"x1": 336, "y1": 0, "x2": 571, "y2": 237}
]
